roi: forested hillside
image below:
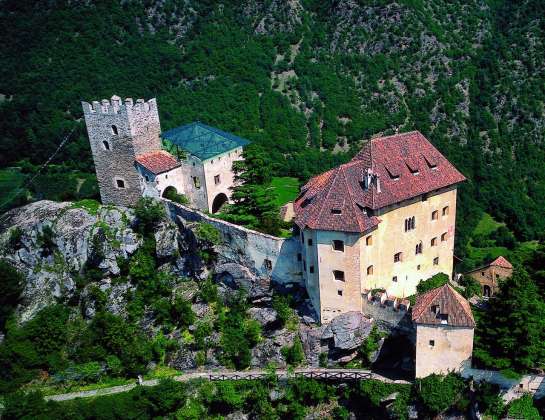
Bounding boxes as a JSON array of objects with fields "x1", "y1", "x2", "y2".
[{"x1": 1, "y1": 0, "x2": 544, "y2": 254}]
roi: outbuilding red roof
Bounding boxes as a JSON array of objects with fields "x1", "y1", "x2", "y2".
[
  {"x1": 294, "y1": 131, "x2": 466, "y2": 232},
  {"x1": 412, "y1": 284, "x2": 475, "y2": 328},
  {"x1": 490, "y1": 256, "x2": 513, "y2": 269},
  {"x1": 135, "y1": 151, "x2": 181, "y2": 175}
]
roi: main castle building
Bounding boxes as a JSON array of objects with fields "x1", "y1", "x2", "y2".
[{"x1": 294, "y1": 131, "x2": 466, "y2": 323}]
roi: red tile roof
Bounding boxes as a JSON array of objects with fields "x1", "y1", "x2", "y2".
[
  {"x1": 490, "y1": 256, "x2": 513, "y2": 269},
  {"x1": 412, "y1": 284, "x2": 475, "y2": 328},
  {"x1": 135, "y1": 151, "x2": 181, "y2": 175},
  {"x1": 294, "y1": 131, "x2": 466, "y2": 232}
]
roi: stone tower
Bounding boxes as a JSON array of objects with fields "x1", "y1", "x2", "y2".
[{"x1": 82, "y1": 95, "x2": 162, "y2": 207}]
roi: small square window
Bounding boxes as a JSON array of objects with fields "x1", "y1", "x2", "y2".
[
  {"x1": 366, "y1": 236, "x2": 373, "y2": 246},
  {"x1": 481, "y1": 272, "x2": 485, "y2": 276},
  {"x1": 333, "y1": 270, "x2": 345, "y2": 282},
  {"x1": 429, "y1": 340, "x2": 435, "y2": 348},
  {"x1": 116, "y1": 179, "x2": 125, "y2": 188},
  {"x1": 144, "y1": 175, "x2": 149, "y2": 182},
  {"x1": 392, "y1": 276, "x2": 398, "y2": 282},
  {"x1": 332, "y1": 240, "x2": 344, "y2": 251},
  {"x1": 331, "y1": 208, "x2": 342, "y2": 215},
  {"x1": 303, "y1": 260, "x2": 306, "y2": 271},
  {"x1": 432, "y1": 210, "x2": 439, "y2": 220},
  {"x1": 442, "y1": 206, "x2": 449, "y2": 216},
  {"x1": 309, "y1": 265, "x2": 314, "y2": 273},
  {"x1": 307, "y1": 239, "x2": 313, "y2": 246},
  {"x1": 214, "y1": 174, "x2": 221, "y2": 185},
  {"x1": 297, "y1": 253, "x2": 302, "y2": 261},
  {"x1": 264, "y1": 259, "x2": 272, "y2": 270},
  {"x1": 417, "y1": 264, "x2": 421, "y2": 270},
  {"x1": 367, "y1": 265, "x2": 374, "y2": 275},
  {"x1": 431, "y1": 237, "x2": 438, "y2": 247},
  {"x1": 394, "y1": 252, "x2": 402, "y2": 263},
  {"x1": 165, "y1": 174, "x2": 168, "y2": 179},
  {"x1": 192, "y1": 177, "x2": 201, "y2": 189},
  {"x1": 433, "y1": 257, "x2": 439, "y2": 265},
  {"x1": 441, "y1": 232, "x2": 447, "y2": 242},
  {"x1": 337, "y1": 290, "x2": 343, "y2": 296}
]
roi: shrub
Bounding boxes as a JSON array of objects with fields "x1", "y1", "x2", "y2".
[
  {"x1": 281, "y1": 337, "x2": 305, "y2": 366},
  {"x1": 163, "y1": 188, "x2": 190, "y2": 205},
  {"x1": 134, "y1": 197, "x2": 165, "y2": 235},
  {"x1": 319, "y1": 352, "x2": 328, "y2": 368},
  {"x1": 272, "y1": 294, "x2": 293, "y2": 327},
  {"x1": 416, "y1": 273, "x2": 449, "y2": 295},
  {"x1": 199, "y1": 276, "x2": 218, "y2": 303},
  {"x1": 37, "y1": 225, "x2": 56, "y2": 256},
  {"x1": 7, "y1": 226, "x2": 23, "y2": 250},
  {"x1": 416, "y1": 373, "x2": 466, "y2": 415},
  {"x1": 194, "y1": 222, "x2": 221, "y2": 245},
  {"x1": 507, "y1": 394, "x2": 540, "y2": 420},
  {"x1": 358, "y1": 325, "x2": 382, "y2": 366}
]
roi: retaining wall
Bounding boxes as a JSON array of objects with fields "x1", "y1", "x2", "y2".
[{"x1": 165, "y1": 200, "x2": 303, "y2": 285}]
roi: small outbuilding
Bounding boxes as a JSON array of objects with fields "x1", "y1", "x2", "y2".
[{"x1": 464, "y1": 256, "x2": 513, "y2": 297}]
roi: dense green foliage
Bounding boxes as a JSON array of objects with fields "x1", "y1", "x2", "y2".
[
  {"x1": 0, "y1": 260, "x2": 24, "y2": 331},
  {"x1": 474, "y1": 264, "x2": 545, "y2": 372},
  {"x1": 415, "y1": 373, "x2": 467, "y2": 415},
  {"x1": 2, "y1": 0, "x2": 544, "y2": 252},
  {"x1": 416, "y1": 272, "x2": 450, "y2": 295}
]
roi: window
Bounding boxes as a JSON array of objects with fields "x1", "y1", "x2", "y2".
[
  {"x1": 366, "y1": 235, "x2": 373, "y2": 246},
  {"x1": 392, "y1": 276, "x2": 398, "y2": 282},
  {"x1": 337, "y1": 290, "x2": 343, "y2": 296},
  {"x1": 331, "y1": 208, "x2": 342, "y2": 215},
  {"x1": 429, "y1": 340, "x2": 435, "y2": 348},
  {"x1": 111, "y1": 125, "x2": 118, "y2": 135},
  {"x1": 496, "y1": 274, "x2": 500, "y2": 280},
  {"x1": 192, "y1": 177, "x2": 201, "y2": 189},
  {"x1": 415, "y1": 242, "x2": 423, "y2": 255},
  {"x1": 264, "y1": 259, "x2": 272, "y2": 271},
  {"x1": 432, "y1": 210, "x2": 439, "y2": 220},
  {"x1": 307, "y1": 239, "x2": 313, "y2": 246},
  {"x1": 431, "y1": 237, "x2": 438, "y2": 247},
  {"x1": 116, "y1": 179, "x2": 125, "y2": 188},
  {"x1": 417, "y1": 264, "x2": 421, "y2": 270},
  {"x1": 211, "y1": 159, "x2": 214, "y2": 164},
  {"x1": 481, "y1": 272, "x2": 485, "y2": 276},
  {"x1": 441, "y1": 232, "x2": 447, "y2": 242},
  {"x1": 439, "y1": 314, "x2": 448, "y2": 324},
  {"x1": 431, "y1": 305, "x2": 439, "y2": 314},
  {"x1": 301, "y1": 232, "x2": 305, "y2": 243},
  {"x1": 433, "y1": 257, "x2": 439, "y2": 265},
  {"x1": 394, "y1": 252, "x2": 402, "y2": 263},
  {"x1": 297, "y1": 253, "x2": 302, "y2": 261},
  {"x1": 367, "y1": 265, "x2": 374, "y2": 275},
  {"x1": 214, "y1": 174, "x2": 221, "y2": 185},
  {"x1": 165, "y1": 174, "x2": 168, "y2": 179},
  {"x1": 303, "y1": 260, "x2": 306, "y2": 271},
  {"x1": 332, "y1": 240, "x2": 344, "y2": 251},
  {"x1": 102, "y1": 140, "x2": 110, "y2": 150},
  {"x1": 309, "y1": 265, "x2": 314, "y2": 273},
  {"x1": 333, "y1": 270, "x2": 345, "y2": 282},
  {"x1": 404, "y1": 216, "x2": 415, "y2": 232},
  {"x1": 422, "y1": 194, "x2": 428, "y2": 202},
  {"x1": 144, "y1": 175, "x2": 149, "y2": 182},
  {"x1": 442, "y1": 206, "x2": 449, "y2": 216}
]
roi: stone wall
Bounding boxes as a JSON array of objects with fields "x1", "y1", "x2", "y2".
[
  {"x1": 165, "y1": 200, "x2": 303, "y2": 286},
  {"x1": 361, "y1": 299, "x2": 414, "y2": 336}
]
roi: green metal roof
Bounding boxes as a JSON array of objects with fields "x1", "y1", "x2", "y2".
[{"x1": 161, "y1": 122, "x2": 250, "y2": 161}]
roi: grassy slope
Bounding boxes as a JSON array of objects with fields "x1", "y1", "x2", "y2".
[{"x1": 270, "y1": 177, "x2": 300, "y2": 207}]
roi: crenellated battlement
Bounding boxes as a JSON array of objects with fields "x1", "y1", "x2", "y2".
[{"x1": 82, "y1": 95, "x2": 157, "y2": 115}]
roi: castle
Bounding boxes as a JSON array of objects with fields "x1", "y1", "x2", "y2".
[
  {"x1": 83, "y1": 95, "x2": 475, "y2": 376},
  {"x1": 82, "y1": 95, "x2": 248, "y2": 212}
]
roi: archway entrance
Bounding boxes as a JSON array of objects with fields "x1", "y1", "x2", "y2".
[
  {"x1": 162, "y1": 186, "x2": 179, "y2": 200},
  {"x1": 483, "y1": 285, "x2": 491, "y2": 297},
  {"x1": 212, "y1": 193, "x2": 228, "y2": 213}
]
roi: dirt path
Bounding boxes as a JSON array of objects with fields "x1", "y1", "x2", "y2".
[{"x1": 44, "y1": 368, "x2": 410, "y2": 402}]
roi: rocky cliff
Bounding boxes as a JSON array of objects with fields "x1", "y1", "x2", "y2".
[{"x1": 0, "y1": 200, "x2": 386, "y2": 371}]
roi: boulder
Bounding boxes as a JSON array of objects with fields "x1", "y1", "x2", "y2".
[
  {"x1": 215, "y1": 262, "x2": 271, "y2": 300},
  {"x1": 322, "y1": 311, "x2": 374, "y2": 351},
  {"x1": 248, "y1": 307, "x2": 278, "y2": 327},
  {"x1": 299, "y1": 324, "x2": 326, "y2": 367},
  {"x1": 174, "y1": 280, "x2": 200, "y2": 302},
  {"x1": 154, "y1": 222, "x2": 179, "y2": 259}
]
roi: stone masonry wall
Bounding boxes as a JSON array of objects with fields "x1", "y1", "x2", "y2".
[
  {"x1": 165, "y1": 200, "x2": 303, "y2": 285},
  {"x1": 82, "y1": 96, "x2": 161, "y2": 207}
]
